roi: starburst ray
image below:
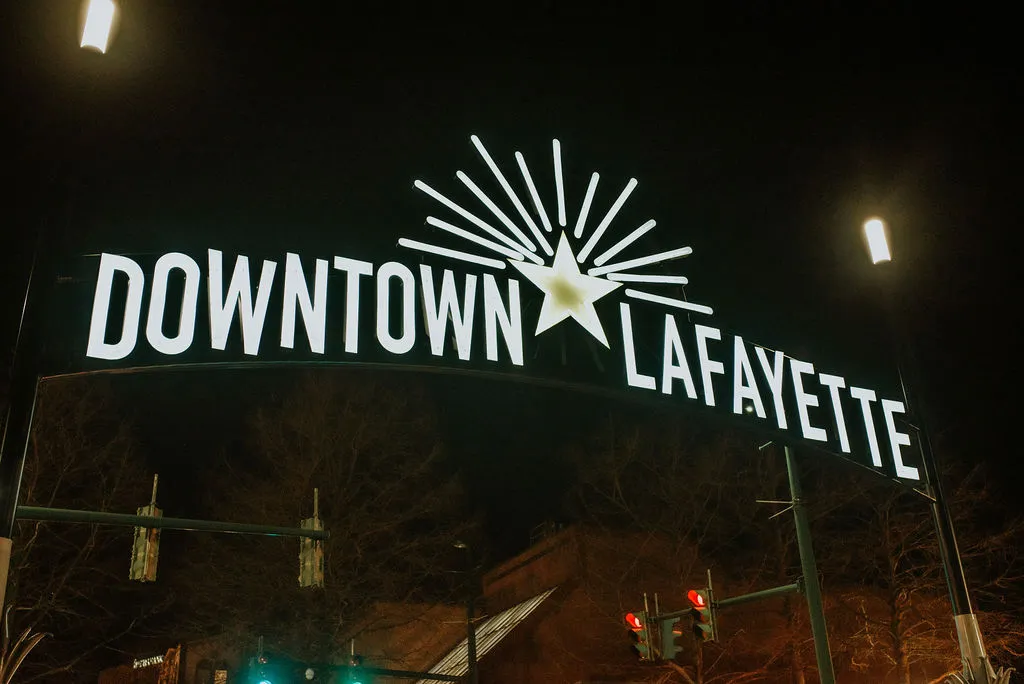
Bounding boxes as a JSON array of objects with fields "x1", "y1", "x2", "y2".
[
  {"x1": 624, "y1": 289, "x2": 713, "y2": 315},
  {"x1": 414, "y1": 179, "x2": 535, "y2": 258},
  {"x1": 553, "y1": 139, "x2": 566, "y2": 227},
  {"x1": 587, "y1": 246, "x2": 693, "y2": 277},
  {"x1": 592, "y1": 219, "x2": 657, "y2": 266},
  {"x1": 426, "y1": 216, "x2": 532, "y2": 262},
  {"x1": 606, "y1": 273, "x2": 689, "y2": 284},
  {"x1": 573, "y1": 172, "x2": 600, "y2": 238},
  {"x1": 515, "y1": 151, "x2": 554, "y2": 234},
  {"x1": 398, "y1": 238, "x2": 506, "y2": 270},
  {"x1": 456, "y1": 171, "x2": 538, "y2": 253},
  {"x1": 577, "y1": 177, "x2": 638, "y2": 263},
  {"x1": 470, "y1": 135, "x2": 553, "y2": 256}
]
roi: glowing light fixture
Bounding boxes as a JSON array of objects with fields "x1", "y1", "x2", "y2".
[
  {"x1": 864, "y1": 217, "x2": 891, "y2": 264},
  {"x1": 80, "y1": 0, "x2": 116, "y2": 53}
]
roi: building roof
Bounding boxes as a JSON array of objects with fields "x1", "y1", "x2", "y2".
[{"x1": 413, "y1": 587, "x2": 558, "y2": 684}]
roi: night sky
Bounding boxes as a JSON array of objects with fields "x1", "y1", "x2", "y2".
[{"x1": 2, "y1": 3, "x2": 1020, "y2": 560}]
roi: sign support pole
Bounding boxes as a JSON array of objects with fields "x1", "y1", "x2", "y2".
[
  {"x1": 876, "y1": 260, "x2": 1003, "y2": 683},
  {"x1": 0, "y1": 372, "x2": 39, "y2": 616},
  {"x1": 784, "y1": 445, "x2": 836, "y2": 684}
]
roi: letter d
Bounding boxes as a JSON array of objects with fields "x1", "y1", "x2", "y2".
[{"x1": 86, "y1": 253, "x2": 145, "y2": 360}]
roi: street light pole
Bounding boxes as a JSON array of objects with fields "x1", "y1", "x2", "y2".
[
  {"x1": 0, "y1": 231, "x2": 44, "y2": 614},
  {"x1": 863, "y1": 218, "x2": 998, "y2": 683},
  {"x1": 0, "y1": 0, "x2": 120, "y2": 615},
  {"x1": 454, "y1": 541, "x2": 479, "y2": 684}
]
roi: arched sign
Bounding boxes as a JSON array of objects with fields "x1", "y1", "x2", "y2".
[{"x1": 39, "y1": 134, "x2": 921, "y2": 482}]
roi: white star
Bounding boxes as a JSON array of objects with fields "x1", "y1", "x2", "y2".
[{"x1": 510, "y1": 232, "x2": 622, "y2": 347}]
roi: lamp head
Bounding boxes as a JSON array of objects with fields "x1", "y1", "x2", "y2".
[
  {"x1": 80, "y1": 0, "x2": 117, "y2": 53},
  {"x1": 863, "y1": 217, "x2": 892, "y2": 264}
]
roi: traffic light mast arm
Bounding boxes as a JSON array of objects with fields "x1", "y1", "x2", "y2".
[
  {"x1": 714, "y1": 582, "x2": 801, "y2": 610},
  {"x1": 16, "y1": 505, "x2": 329, "y2": 540},
  {"x1": 650, "y1": 581, "x2": 801, "y2": 623}
]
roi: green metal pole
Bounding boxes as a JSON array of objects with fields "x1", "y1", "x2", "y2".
[
  {"x1": 784, "y1": 446, "x2": 835, "y2": 684},
  {"x1": 16, "y1": 505, "x2": 329, "y2": 540},
  {"x1": 715, "y1": 582, "x2": 801, "y2": 610}
]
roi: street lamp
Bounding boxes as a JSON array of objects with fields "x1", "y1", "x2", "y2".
[
  {"x1": 80, "y1": 0, "x2": 117, "y2": 53},
  {"x1": 453, "y1": 541, "x2": 479, "y2": 684},
  {"x1": 0, "y1": 0, "x2": 119, "y2": 614},
  {"x1": 862, "y1": 217, "x2": 1001, "y2": 684}
]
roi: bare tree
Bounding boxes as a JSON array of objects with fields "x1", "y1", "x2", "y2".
[
  {"x1": 7, "y1": 377, "x2": 169, "y2": 683},
  {"x1": 822, "y1": 462, "x2": 1024, "y2": 683},
  {"x1": 562, "y1": 412, "x2": 826, "y2": 684},
  {"x1": 172, "y1": 371, "x2": 476, "y2": 662}
]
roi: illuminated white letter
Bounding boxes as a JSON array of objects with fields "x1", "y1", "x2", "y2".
[
  {"x1": 732, "y1": 335, "x2": 765, "y2": 417},
  {"x1": 87, "y1": 253, "x2": 145, "y2": 360},
  {"x1": 693, "y1": 324, "x2": 724, "y2": 407},
  {"x1": 849, "y1": 386, "x2": 883, "y2": 467},
  {"x1": 818, "y1": 372, "x2": 851, "y2": 453},
  {"x1": 333, "y1": 256, "x2": 373, "y2": 354},
  {"x1": 790, "y1": 359, "x2": 828, "y2": 442},
  {"x1": 376, "y1": 261, "x2": 416, "y2": 355},
  {"x1": 145, "y1": 252, "x2": 200, "y2": 355},
  {"x1": 882, "y1": 399, "x2": 920, "y2": 480},
  {"x1": 208, "y1": 249, "x2": 277, "y2": 356},
  {"x1": 420, "y1": 265, "x2": 476, "y2": 360},
  {"x1": 620, "y1": 303, "x2": 655, "y2": 390},
  {"x1": 755, "y1": 347, "x2": 788, "y2": 429},
  {"x1": 661, "y1": 314, "x2": 697, "y2": 399},
  {"x1": 483, "y1": 274, "x2": 523, "y2": 366},
  {"x1": 281, "y1": 253, "x2": 328, "y2": 354}
]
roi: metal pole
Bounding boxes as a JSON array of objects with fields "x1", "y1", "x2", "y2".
[
  {"x1": 0, "y1": 374, "x2": 40, "y2": 614},
  {"x1": 876, "y1": 261, "x2": 995, "y2": 682},
  {"x1": 0, "y1": 212, "x2": 45, "y2": 615},
  {"x1": 16, "y1": 505, "x2": 330, "y2": 540},
  {"x1": 466, "y1": 579, "x2": 478, "y2": 684},
  {"x1": 903, "y1": 374, "x2": 995, "y2": 682},
  {"x1": 715, "y1": 582, "x2": 801, "y2": 610},
  {"x1": 784, "y1": 446, "x2": 835, "y2": 684},
  {"x1": 455, "y1": 542, "x2": 478, "y2": 684}
]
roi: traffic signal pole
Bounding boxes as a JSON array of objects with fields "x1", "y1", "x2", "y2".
[
  {"x1": 15, "y1": 505, "x2": 330, "y2": 539},
  {"x1": 785, "y1": 446, "x2": 836, "y2": 684}
]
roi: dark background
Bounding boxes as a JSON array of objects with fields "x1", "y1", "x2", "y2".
[{"x1": 2, "y1": 2, "x2": 1020, "y2": 560}]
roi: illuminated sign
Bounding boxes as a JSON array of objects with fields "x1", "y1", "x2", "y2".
[
  {"x1": 132, "y1": 655, "x2": 164, "y2": 669},
  {"x1": 71, "y1": 135, "x2": 919, "y2": 481}
]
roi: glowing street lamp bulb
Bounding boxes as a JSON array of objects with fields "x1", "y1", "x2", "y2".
[
  {"x1": 80, "y1": 0, "x2": 116, "y2": 53},
  {"x1": 863, "y1": 217, "x2": 891, "y2": 264}
]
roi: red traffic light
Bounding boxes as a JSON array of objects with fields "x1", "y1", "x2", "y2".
[
  {"x1": 625, "y1": 612, "x2": 643, "y2": 630},
  {"x1": 687, "y1": 589, "x2": 706, "y2": 609}
]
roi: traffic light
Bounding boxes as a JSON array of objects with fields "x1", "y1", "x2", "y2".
[
  {"x1": 299, "y1": 489, "x2": 324, "y2": 588},
  {"x1": 345, "y1": 654, "x2": 365, "y2": 684},
  {"x1": 687, "y1": 588, "x2": 716, "y2": 643},
  {"x1": 247, "y1": 654, "x2": 281, "y2": 684},
  {"x1": 625, "y1": 611, "x2": 653, "y2": 661},
  {"x1": 659, "y1": 616, "x2": 685, "y2": 660},
  {"x1": 129, "y1": 475, "x2": 161, "y2": 582}
]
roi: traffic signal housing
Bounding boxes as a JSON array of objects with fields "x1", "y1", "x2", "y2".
[
  {"x1": 247, "y1": 654, "x2": 281, "y2": 684},
  {"x1": 344, "y1": 654, "x2": 365, "y2": 684},
  {"x1": 687, "y1": 588, "x2": 716, "y2": 643},
  {"x1": 659, "y1": 616, "x2": 685, "y2": 660},
  {"x1": 625, "y1": 611, "x2": 653, "y2": 661}
]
